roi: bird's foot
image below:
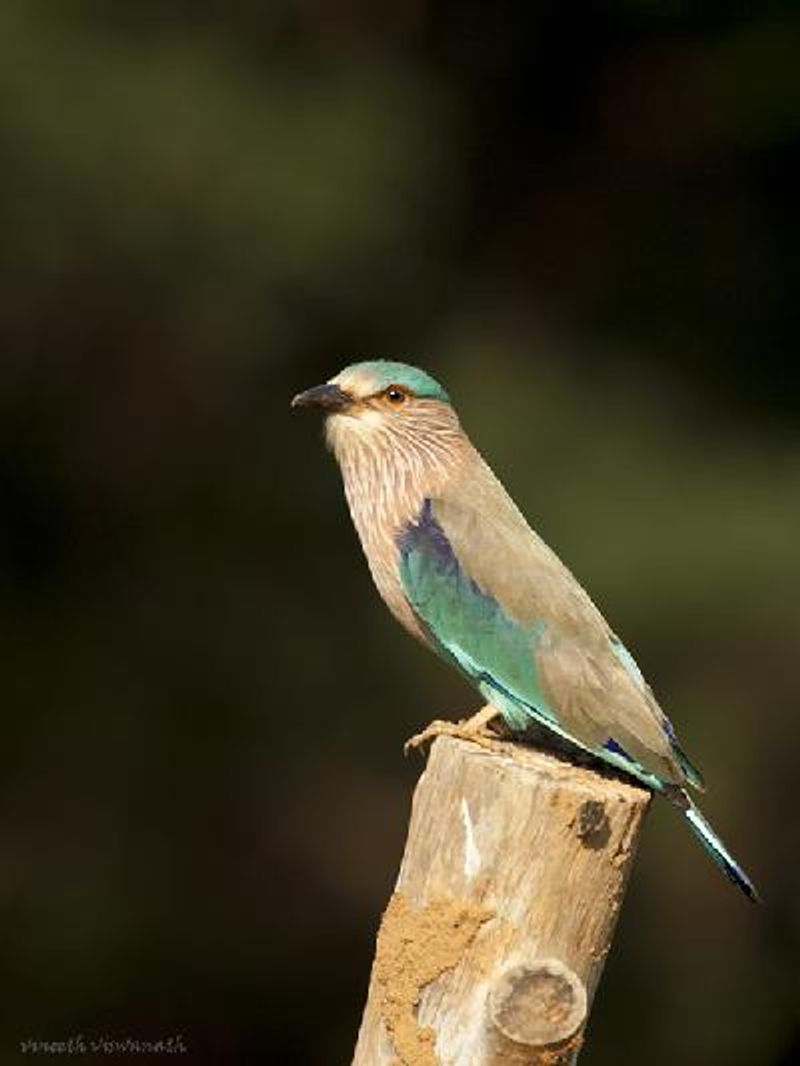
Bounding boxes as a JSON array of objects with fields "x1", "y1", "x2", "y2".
[{"x1": 404, "y1": 705, "x2": 504, "y2": 755}]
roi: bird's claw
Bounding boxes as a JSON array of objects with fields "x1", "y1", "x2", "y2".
[
  {"x1": 404, "y1": 718, "x2": 460, "y2": 754},
  {"x1": 404, "y1": 705, "x2": 503, "y2": 756}
]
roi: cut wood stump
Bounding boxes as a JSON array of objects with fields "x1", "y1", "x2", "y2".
[{"x1": 352, "y1": 730, "x2": 650, "y2": 1066}]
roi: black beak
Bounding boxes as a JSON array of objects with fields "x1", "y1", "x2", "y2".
[{"x1": 291, "y1": 383, "x2": 351, "y2": 413}]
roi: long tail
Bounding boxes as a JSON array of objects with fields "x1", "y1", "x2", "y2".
[{"x1": 681, "y1": 796, "x2": 761, "y2": 903}]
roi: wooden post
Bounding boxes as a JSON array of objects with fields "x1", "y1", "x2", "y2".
[{"x1": 352, "y1": 732, "x2": 650, "y2": 1066}]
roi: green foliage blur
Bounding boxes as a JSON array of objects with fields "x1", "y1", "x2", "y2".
[{"x1": 2, "y1": 2, "x2": 798, "y2": 1063}]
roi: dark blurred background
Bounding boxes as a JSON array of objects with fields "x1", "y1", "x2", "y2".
[{"x1": 2, "y1": 1, "x2": 798, "y2": 1063}]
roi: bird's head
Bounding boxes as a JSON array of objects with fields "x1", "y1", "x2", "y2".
[{"x1": 292, "y1": 360, "x2": 462, "y2": 467}]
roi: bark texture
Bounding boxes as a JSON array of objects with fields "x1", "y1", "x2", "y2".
[{"x1": 352, "y1": 733, "x2": 650, "y2": 1066}]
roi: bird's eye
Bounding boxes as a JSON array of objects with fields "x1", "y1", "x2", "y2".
[{"x1": 385, "y1": 386, "x2": 407, "y2": 406}]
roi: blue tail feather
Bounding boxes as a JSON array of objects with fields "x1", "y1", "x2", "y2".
[{"x1": 684, "y1": 801, "x2": 761, "y2": 903}]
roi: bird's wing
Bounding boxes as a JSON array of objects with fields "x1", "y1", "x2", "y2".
[{"x1": 398, "y1": 484, "x2": 702, "y2": 792}]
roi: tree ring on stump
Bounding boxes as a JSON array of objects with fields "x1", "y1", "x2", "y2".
[{"x1": 489, "y1": 959, "x2": 587, "y2": 1047}]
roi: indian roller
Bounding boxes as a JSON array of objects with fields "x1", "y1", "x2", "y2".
[{"x1": 292, "y1": 360, "x2": 759, "y2": 902}]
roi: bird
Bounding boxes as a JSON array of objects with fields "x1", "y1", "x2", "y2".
[{"x1": 292, "y1": 359, "x2": 759, "y2": 902}]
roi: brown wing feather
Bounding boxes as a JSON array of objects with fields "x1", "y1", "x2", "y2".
[{"x1": 437, "y1": 448, "x2": 685, "y2": 785}]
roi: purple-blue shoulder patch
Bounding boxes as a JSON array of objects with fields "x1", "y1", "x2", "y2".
[
  {"x1": 604, "y1": 737, "x2": 631, "y2": 760},
  {"x1": 397, "y1": 499, "x2": 456, "y2": 570}
]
